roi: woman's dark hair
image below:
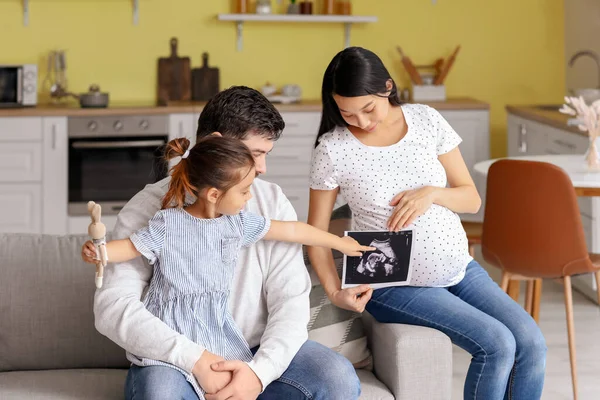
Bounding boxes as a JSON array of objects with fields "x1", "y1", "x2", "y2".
[
  {"x1": 162, "y1": 136, "x2": 255, "y2": 209},
  {"x1": 197, "y1": 86, "x2": 285, "y2": 142},
  {"x1": 316, "y1": 47, "x2": 403, "y2": 147}
]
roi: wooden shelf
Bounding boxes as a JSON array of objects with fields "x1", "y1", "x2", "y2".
[
  {"x1": 217, "y1": 13, "x2": 378, "y2": 51},
  {"x1": 20, "y1": 0, "x2": 141, "y2": 26}
]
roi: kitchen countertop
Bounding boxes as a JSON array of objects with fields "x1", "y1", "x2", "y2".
[
  {"x1": 0, "y1": 97, "x2": 489, "y2": 117},
  {"x1": 506, "y1": 104, "x2": 584, "y2": 136}
]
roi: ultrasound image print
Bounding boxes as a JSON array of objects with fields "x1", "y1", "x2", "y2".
[{"x1": 342, "y1": 230, "x2": 414, "y2": 289}]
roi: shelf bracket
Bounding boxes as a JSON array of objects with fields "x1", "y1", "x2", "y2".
[
  {"x1": 133, "y1": 0, "x2": 139, "y2": 25},
  {"x1": 344, "y1": 23, "x2": 351, "y2": 48},
  {"x1": 236, "y1": 21, "x2": 244, "y2": 51},
  {"x1": 23, "y1": 0, "x2": 29, "y2": 26}
]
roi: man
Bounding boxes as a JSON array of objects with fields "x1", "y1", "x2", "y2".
[{"x1": 93, "y1": 86, "x2": 360, "y2": 400}]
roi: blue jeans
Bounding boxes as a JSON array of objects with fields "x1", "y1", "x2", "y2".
[
  {"x1": 366, "y1": 260, "x2": 546, "y2": 400},
  {"x1": 124, "y1": 340, "x2": 360, "y2": 400}
]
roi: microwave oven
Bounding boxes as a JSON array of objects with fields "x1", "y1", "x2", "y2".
[{"x1": 0, "y1": 64, "x2": 38, "y2": 107}]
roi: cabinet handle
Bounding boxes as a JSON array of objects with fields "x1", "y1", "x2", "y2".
[
  {"x1": 179, "y1": 121, "x2": 184, "y2": 136},
  {"x1": 518, "y1": 124, "x2": 527, "y2": 153},
  {"x1": 51, "y1": 125, "x2": 57, "y2": 150},
  {"x1": 553, "y1": 139, "x2": 576, "y2": 150}
]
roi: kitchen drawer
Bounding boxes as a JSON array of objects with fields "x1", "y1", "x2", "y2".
[
  {"x1": 270, "y1": 137, "x2": 312, "y2": 160},
  {"x1": 279, "y1": 184, "x2": 310, "y2": 222},
  {"x1": 0, "y1": 183, "x2": 41, "y2": 233},
  {"x1": 281, "y1": 112, "x2": 320, "y2": 137},
  {"x1": 264, "y1": 160, "x2": 310, "y2": 179},
  {"x1": 264, "y1": 176, "x2": 310, "y2": 219},
  {"x1": 545, "y1": 129, "x2": 588, "y2": 155},
  {"x1": 0, "y1": 142, "x2": 42, "y2": 182},
  {"x1": 0, "y1": 117, "x2": 43, "y2": 142}
]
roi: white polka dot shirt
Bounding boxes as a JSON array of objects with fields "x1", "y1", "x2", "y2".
[{"x1": 310, "y1": 104, "x2": 473, "y2": 287}]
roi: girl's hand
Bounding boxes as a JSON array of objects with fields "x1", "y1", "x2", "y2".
[
  {"x1": 329, "y1": 285, "x2": 373, "y2": 313},
  {"x1": 388, "y1": 186, "x2": 437, "y2": 231},
  {"x1": 81, "y1": 240, "x2": 98, "y2": 264},
  {"x1": 338, "y1": 236, "x2": 376, "y2": 257}
]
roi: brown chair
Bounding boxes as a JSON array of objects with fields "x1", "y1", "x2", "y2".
[
  {"x1": 462, "y1": 220, "x2": 531, "y2": 308},
  {"x1": 462, "y1": 220, "x2": 482, "y2": 258},
  {"x1": 480, "y1": 159, "x2": 600, "y2": 400}
]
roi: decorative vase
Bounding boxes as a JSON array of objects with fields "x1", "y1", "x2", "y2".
[{"x1": 586, "y1": 137, "x2": 600, "y2": 170}]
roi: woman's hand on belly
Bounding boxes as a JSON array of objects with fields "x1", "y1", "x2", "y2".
[{"x1": 388, "y1": 186, "x2": 437, "y2": 231}]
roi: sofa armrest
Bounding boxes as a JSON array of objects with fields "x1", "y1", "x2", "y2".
[{"x1": 361, "y1": 312, "x2": 452, "y2": 400}]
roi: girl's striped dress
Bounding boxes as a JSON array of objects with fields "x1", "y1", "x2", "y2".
[{"x1": 125, "y1": 207, "x2": 271, "y2": 399}]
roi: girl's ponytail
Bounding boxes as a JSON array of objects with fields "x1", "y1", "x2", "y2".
[{"x1": 162, "y1": 138, "x2": 196, "y2": 209}]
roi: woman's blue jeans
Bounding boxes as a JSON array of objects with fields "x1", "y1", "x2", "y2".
[{"x1": 366, "y1": 260, "x2": 547, "y2": 400}]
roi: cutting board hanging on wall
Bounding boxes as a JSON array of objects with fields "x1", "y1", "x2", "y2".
[
  {"x1": 192, "y1": 52, "x2": 220, "y2": 101},
  {"x1": 157, "y1": 37, "x2": 191, "y2": 106}
]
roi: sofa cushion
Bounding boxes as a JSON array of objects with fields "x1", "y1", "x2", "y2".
[
  {"x1": 0, "y1": 369, "x2": 127, "y2": 400},
  {"x1": 0, "y1": 369, "x2": 392, "y2": 400},
  {"x1": 356, "y1": 369, "x2": 394, "y2": 400},
  {"x1": 0, "y1": 234, "x2": 129, "y2": 372}
]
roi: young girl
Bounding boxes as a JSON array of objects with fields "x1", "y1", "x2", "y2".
[
  {"x1": 307, "y1": 47, "x2": 546, "y2": 400},
  {"x1": 81, "y1": 135, "x2": 373, "y2": 399}
]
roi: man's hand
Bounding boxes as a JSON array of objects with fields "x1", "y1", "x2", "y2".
[
  {"x1": 192, "y1": 351, "x2": 232, "y2": 395},
  {"x1": 205, "y1": 360, "x2": 262, "y2": 400}
]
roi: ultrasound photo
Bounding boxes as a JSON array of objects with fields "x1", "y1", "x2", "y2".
[{"x1": 342, "y1": 229, "x2": 414, "y2": 289}]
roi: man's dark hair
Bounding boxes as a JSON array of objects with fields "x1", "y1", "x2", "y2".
[{"x1": 196, "y1": 86, "x2": 285, "y2": 142}]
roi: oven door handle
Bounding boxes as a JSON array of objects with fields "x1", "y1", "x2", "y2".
[{"x1": 71, "y1": 140, "x2": 166, "y2": 149}]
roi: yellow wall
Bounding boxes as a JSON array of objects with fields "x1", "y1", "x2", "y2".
[{"x1": 0, "y1": 0, "x2": 564, "y2": 157}]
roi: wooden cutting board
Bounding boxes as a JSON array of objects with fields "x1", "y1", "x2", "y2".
[
  {"x1": 192, "y1": 53, "x2": 220, "y2": 101},
  {"x1": 157, "y1": 37, "x2": 191, "y2": 106}
]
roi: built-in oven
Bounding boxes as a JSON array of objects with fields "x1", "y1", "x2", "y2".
[
  {"x1": 68, "y1": 115, "x2": 169, "y2": 216},
  {"x1": 0, "y1": 64, "x2": 37, "y2": 107}
]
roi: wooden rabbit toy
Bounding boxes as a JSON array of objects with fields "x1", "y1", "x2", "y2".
[{"x1": 87, "y1": 201, "x2": 108, "y2": 288}]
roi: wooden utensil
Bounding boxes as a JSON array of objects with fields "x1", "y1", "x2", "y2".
[
  {"x1": 157, "y1": 37, "x2": 191, "y2": 106},
  {"x1": 434, "y1": 45, "x2": 461, "y2": 85},
  {"x1": 396, "y1": 46, "x2": 423, "y2": 85},
  {"x1": 191, "y1": 52, "x2": 220, "y2": 101}
]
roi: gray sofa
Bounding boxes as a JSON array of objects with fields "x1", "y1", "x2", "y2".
[{"x1": 0, "y1": 232, "x2": 452, "y2": 400}]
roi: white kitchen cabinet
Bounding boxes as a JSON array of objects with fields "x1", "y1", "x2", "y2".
[
  {"x1": 0, "y1": 117, "x2": 44, "y2": 233},
  {"x1": 439, "y1": 110, "x2": 490, "y2": 223},
  {"x1": 42, "y1": 117, "x2": 68, "y2": 235},
  {"x1": 168, "y1": 114, "x2": 196, "y2": 172},
  {"x1": 507, "y1": 114, "x2": 549, "y2": 157},
  {"x1": 0, "y1": 117, "x2": 42, "y2": 142},
  {"x1": 169, "y1": 114, "x2": 196, "y2": 144},
  {"x1": 0, "y1": 183, "x2": 41, "y2": 233},
  {"x1": 0, "y1": 142, "x2": 42, "y2": 182},
  {"x1": 262, "y1": 112, "x2": 320, "y2": 222}
]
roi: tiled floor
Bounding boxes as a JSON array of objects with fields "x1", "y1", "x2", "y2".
[{"x1": 451, "y1": 252, "x2": 600, "y2": 399}]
